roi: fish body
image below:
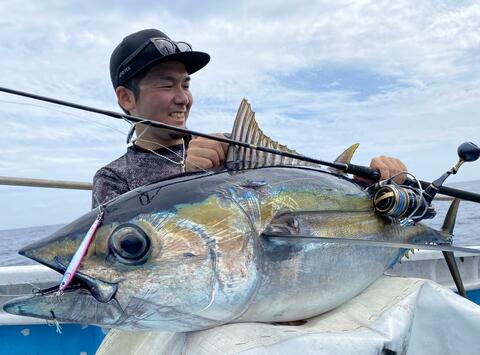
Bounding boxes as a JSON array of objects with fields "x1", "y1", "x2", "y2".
[{"x1": 3, "y1": 166, "x2": 446, "y2": 331}]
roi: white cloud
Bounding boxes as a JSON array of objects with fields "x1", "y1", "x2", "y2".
[{"x1": 0, "y1": 0, "x2": 478, "y2": 229}]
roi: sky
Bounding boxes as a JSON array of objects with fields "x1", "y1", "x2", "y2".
[{"x1": 0, "y1": 0, "x2": 479, "y2": 229}]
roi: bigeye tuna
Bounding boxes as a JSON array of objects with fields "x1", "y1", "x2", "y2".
[
  {"x1": 3, "y1": 166, "x2": 450, "y2": 331},
  {"x1": 3, "y1": 100, "x2": 453, "y2": 331}
]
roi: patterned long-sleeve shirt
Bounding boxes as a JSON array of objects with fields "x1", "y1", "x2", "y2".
[{"x1": 92, "y1": 143, "x2": 185, "y2": 208}]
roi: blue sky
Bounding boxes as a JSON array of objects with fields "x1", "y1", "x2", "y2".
[{"x1": 0, "y1": 0, "x2": 479, "y2": 229}]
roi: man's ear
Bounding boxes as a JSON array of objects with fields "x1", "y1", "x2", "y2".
[{"x1": 116, "y1": 86, "x2": 136, "y2": 112}]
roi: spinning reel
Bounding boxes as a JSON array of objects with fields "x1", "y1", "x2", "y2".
[{"x1": 372, "y1": 142, "x2": 480, "y2": 224}]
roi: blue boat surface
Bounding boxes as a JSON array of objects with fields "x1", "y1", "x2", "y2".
[{"x1": 0, "y1": 324, "x2": 105, "y2": 355}]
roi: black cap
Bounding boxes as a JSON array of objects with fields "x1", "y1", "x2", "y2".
[{"x1": 110, "y1": 29, "x2": 210, "y2": 89}]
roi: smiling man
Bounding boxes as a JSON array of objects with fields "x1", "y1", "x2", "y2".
[
  {"x1": 92, "y1": 29, "x2": 228, "y2": 207},
  {"x1": 92, "y1": 28, "x2": 406, "y2": 208}
]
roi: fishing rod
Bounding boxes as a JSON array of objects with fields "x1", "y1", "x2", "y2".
[
  {"x1": 0, "y1": 86, "x2": 479, "y2": 204},
  {"x1": 0, "y1": 87, "x2": 377, "y2": 177}
]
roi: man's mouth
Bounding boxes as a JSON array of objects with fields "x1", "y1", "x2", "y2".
[{"x1": 169, "y1": 112, "x2": 186, "y2": 120}]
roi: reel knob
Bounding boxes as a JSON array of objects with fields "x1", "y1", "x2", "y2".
[{"x1": 458, "y1": 142, "x2": 480, "y2": 163}]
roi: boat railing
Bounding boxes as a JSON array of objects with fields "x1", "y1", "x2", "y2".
[
  {"x1": 0, "y1": 265, "x2": 60, "y2": 325},
  {"x1": 0, "y1": 175, "x2": 455, "y2": 199},
  {"x1": 0, "y1": 176, "x2": 91, "y2": 190}
]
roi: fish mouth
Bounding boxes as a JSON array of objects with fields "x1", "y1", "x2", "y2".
[
  {"x1": 42, "y1": 268, "x2": 118, "y2": 303},
  {"x1": 16, "y1": 221, "x2": 119, "y2": 304},
  {"x1": 3, "y1": 253, "x2": 123, "y2": 325},
  {"x1": 3, "y1": 282, "x2": 124, "y2": 326},
  {"x1": 3, "y1": 211, "x2": 123, "y2": 325}
]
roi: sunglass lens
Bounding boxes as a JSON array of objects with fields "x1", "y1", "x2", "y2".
[
  {"x1": 152, "y1": 38, "x2": 176, "y2": 56},
  {"x1": 176, "y1": 41, "x2": 192, "y2": 52}
]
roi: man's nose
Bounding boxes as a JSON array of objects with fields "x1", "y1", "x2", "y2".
[{"x1": 174, "y1": 87, "x2": 189, "y2": 105}]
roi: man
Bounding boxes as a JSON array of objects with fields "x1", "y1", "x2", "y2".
[
  {"x1": 92, "y1": 29, "x2": 227, "y2": 207},
  {"x1": 92, "y1": 28, "x2": 406, "y2": 207}
]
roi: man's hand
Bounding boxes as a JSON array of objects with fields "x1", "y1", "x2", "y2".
[
  {"x1": 353, "y1": 155, "x2": 407, "y2": 185},
  {"x1": 185, "y1": 134, "x2": 229, "y2": 171},
  {"x1": 369, "y1": 156, "x2": 408, "y2": 183}
]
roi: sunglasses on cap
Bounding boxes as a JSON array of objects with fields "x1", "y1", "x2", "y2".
[{"x1": 117, "y1": 37, "x2": 193, "y2": 85}]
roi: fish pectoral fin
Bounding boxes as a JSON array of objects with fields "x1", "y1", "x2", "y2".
[
  {"x1": 263, "y1": 214, "x2": 301, "y2": 236},
  {"x1": 262, "y1": 234, "x2": 480, "y2": 255}
]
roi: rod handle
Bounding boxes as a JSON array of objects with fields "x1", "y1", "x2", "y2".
[{"x1": 346, "y1": 164, "x2": 381, "y2": 181}]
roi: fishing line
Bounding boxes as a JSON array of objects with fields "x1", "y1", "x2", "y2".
[
  {"x1": 0, "y1": 99, "x2": 128, "y2": 137},
  {"x1": 135, "y1": 138, "x2": 186, "y2": 166},
  {"x1": 399, "y1": 172, "x2": 428, "y2": 222},
  {"x1": 125, "y1": 119, "x2": 149, "y2": 147},
  {"x1": 128, "y1": 122, "x2": 216, "y2": 174},
  {"x1": 48, "y1": 309, "x2": 62, "y2": 334}
]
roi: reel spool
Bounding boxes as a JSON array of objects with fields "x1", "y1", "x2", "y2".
[
  {"x1": 372, "y1": 141, "x2": 479, "y2": 222},
  {"x1": 373, "y1": 185, "x2": 430, "y2": 220}
]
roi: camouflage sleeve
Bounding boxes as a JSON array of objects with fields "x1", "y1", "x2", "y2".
[{"x1": 92, "y1": 167, "x2": 129, "y2": 209}]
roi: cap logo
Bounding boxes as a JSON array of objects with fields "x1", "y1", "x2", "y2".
[{"x1": 119, "y1": 66, "x2": 131, "y2": 79}]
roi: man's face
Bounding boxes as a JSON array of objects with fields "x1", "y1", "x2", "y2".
[{"x1": 132, "y1": 61, "x2": 192, "y2": 129}]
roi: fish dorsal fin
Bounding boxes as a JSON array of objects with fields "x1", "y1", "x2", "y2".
[
  {"x1": 328, "y1": 144, "x2": 360, "y2": 175},
  {"x1": 226, "y1": 99, "x2": 319, "y2": 169}
]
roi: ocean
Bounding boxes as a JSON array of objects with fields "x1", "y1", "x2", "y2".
[{"x1": 0, "y1": 180, "x2": 478, "y2": 267}]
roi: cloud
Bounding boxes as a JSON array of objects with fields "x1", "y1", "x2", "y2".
[{"x1": 0, "y1": 0, "x2": 478, "y2": 229}]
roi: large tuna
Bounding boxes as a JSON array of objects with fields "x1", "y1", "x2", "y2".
[{"x1": 3, "y1": 100, "x2": 456, "y2": 331}]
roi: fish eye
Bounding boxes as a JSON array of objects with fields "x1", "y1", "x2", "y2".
[{"x1": 108, "y1": 224, "x2": 151, "y2": 265}]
